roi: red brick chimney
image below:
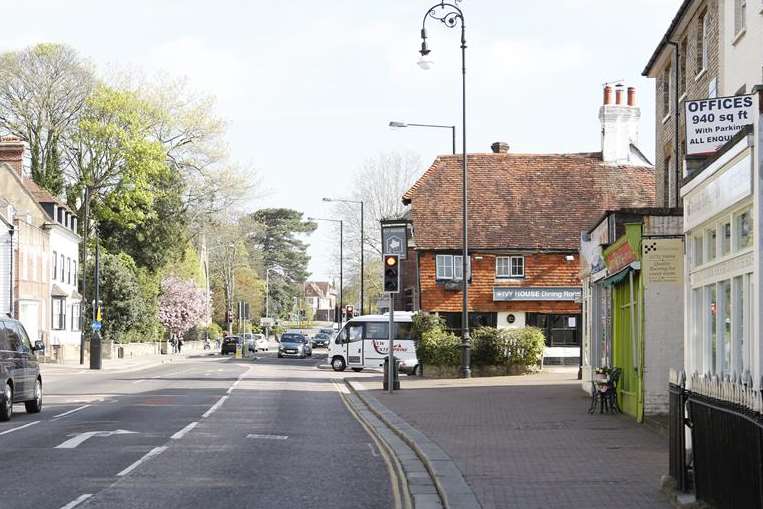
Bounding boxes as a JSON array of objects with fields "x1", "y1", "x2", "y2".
[
  {"x1": 627, "y1": 86, "x2": 637, "y2": 107},
  {"x1": 615, "y1": 85, "x2": 624, "y2": 105},
  {"x1": 491, "y1": 142, "x2": 510, "y2": 153},
  {"x1": 0, "y1": 136, "x2": 25, "y2": 175},
  {"x1": 603, "y1": 85, "x2": 612, "y2": 105}
]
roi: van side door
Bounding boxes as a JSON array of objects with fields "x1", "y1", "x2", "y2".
[
  {"x1": 2, "y1": 321, "x2": 27, "y2": 400},
  {"x1": 346, "y1": 322, "x2": 365, "y2": 368},
  {"x1": 14, "y1": 322, "x2": 37, "y2": 397}
]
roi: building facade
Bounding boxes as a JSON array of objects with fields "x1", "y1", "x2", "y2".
[
  {"x1": 644, "y1": 0, "x2": 763, "y2": 208},
  {"x1": 304, "y1": 281, "x2": 337, "y2": 322},
  {"x1": 581, "y1": 209, "x2": 684, "y2": 421},
  {"x1": 403, "y1": 88, "x2": 656, "y2": 364}
]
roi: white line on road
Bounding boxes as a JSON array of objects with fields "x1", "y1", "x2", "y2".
[
  {"x1": 117, "y1": 446, "x2": 167, "y2": 477},
  {"x1": 59, "y1": 493, "x2": 93, "y2": 509},
  {"x1": 202, "y1": 396, "x2": 228, "y2": 418},
  {"x1": 132, "y1": 379, "x2": 146, "y2": 384},
  {"x1": 53, "y1": 405, "x2": 91, "y2": 419},
  {"x1": 0, "y1": 420, "x2": 40, "y2": 435},
  {"x1": 225, "y1": 379, "x2": 241, "y2": 394},
  {"x1": 246, "y1": 434, "x2": 288, "y2": 440},
  {"x1": 171, "y1": 421, "x2": 198, "y2": 440}
]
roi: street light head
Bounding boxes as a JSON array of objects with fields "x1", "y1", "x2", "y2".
[
  {"x1": 389, "y1": 121, "x2": 407, "y2": 129},
  {"x1": 417, "y1": 57, "x2": 433, "y2": 70},
  {"x1": 322, "y1": 197, "x2": 333, "y2": 202}
]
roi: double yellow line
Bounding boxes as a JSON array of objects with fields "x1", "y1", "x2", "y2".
[{"x1": 333, "y1": 381, "x2": 412, "y2": 509}]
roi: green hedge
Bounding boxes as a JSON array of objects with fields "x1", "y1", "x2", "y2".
[{"x1": 471, "y1": 326, "x2": 545, "y2": 368}]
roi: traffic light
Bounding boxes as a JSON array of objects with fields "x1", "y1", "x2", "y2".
[{"x1": 384, "y1": 254, "x2": 400, "y2": 293}]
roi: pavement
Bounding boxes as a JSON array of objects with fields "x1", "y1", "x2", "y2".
[
  {"x1": 1, "y1": 349, "x2": 396, "y2": 509},
  {"x1": 351, "y1": 367, "x2": 673, "y2": 509}
]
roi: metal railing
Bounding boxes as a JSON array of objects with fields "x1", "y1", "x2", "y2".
[{"x1": 668, "y1": 370, "x2": 690, "y2": 492}]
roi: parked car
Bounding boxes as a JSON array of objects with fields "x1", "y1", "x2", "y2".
[
  {"x1": 311, "y1": 333, "x2": 331, "y2": 348},
  {"x1": 253, "y1": 334, "x2": 269, "y2": 352},
  {"x1": 221, "y1": 336, "x2": 242, "y2": 355},
  {"x1": 0, "y1": 318, "x2": 44, "y2": 421},
  {"x1": 277, "y1": 333, "x2": 311, "y2": 359}
]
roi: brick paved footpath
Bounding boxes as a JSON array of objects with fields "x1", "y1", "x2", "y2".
[{"x1": 356, "y1": 368, "x2": 671, "y2": 509}]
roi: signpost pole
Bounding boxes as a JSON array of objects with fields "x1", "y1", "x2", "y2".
[{"x1": 388, "y1": 292, "x2": 394, "y2": 394}]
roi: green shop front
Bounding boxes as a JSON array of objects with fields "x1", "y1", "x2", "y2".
[{"x1": 601, "y1": 224, "x2": 644, "y2": 421}]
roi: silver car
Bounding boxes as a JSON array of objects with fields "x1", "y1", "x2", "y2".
[{"x1": 277, "y1": 333, "x2": 311, "y2": 359}]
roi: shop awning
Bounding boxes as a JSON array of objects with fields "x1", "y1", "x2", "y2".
[
  {"x1": 599, "y1": 262, "x2": 641, "y2": 288},
  {"x1": 51, "y1": 284, "x2": 68, "y2": 297}
]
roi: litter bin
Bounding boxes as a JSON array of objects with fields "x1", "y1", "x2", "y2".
[{"x1": 383, "y1": 356, "x2": 400, "y2": 391}]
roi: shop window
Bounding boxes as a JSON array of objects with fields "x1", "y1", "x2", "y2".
[
  {"x1": 692, "y1": 288, "x2": 703, "y2": 370},
  {"x1": 707, "y1": 284, "x2": 717, "y2": 373},
  {"x1": 732, "y1": 276, "x2": 745, "y2": 375},
  {"x1": 720, "y1": 280, "x2": 732, "y2": 376},
  {"x1": 527, "y1": 313, "x2": 580, "y2": 347},
  {"x1": 436, "y1": 254, "x2": 463, "y2": 280},
  {"x1": 705, "y1": 228, "x2": 717, "y2": 262},
  {"x1": 735, "y1": 208, "x2": 753, "y2": 250},
  {"x1": 721, "y1": 222, "x2": 731, "y2": 256}
]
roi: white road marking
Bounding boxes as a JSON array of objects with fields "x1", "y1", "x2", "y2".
[
  {"x1": 53, "y1": 405, "x2": 91, "y2": 419},
  {"x1": 132, "y1": 379, "x2": 146, "y2": 384},
  {"x1": 117, "y1": 446, "x2": 167, "y2": 477},
  {"x1": 246, "y1": 434, "x2": 288, "y2": 440},
  {"x1": 59, "y1": 493, "x2": 93, "y2": 509},
  {"x1": 225, "y1": 379, "x2": 242, "y2": 394},
  {"x1": 171, "y1": 421, "x2": 198, "y2": 440},
  {"x1": 368, "y1": 442, "x2": 379, "y2": 457},
  {"x1": 202, "y1": 396, "x2": 228, "y2": 418},
  {"x1": 0, "y1": 420, "x2": 40, "y2": 435},
  {"x1": 333, "y1": 381, "x2": 350, "y2": 394},
  {"x1": 55, "y1": 429, "x2": 137, "y2": 449}
]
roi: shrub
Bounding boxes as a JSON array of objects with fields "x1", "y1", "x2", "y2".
[
  {"x1": 411, "y1": 312, "x2": 446, "y2": 340},
  {"x1": 471, "y1": 326, "x2": 545, "y2": 369},
  {"x1": 417, "y1": 328, "x2": 461, "y2": 367}
]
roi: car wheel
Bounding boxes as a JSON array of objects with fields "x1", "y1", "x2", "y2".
[
  {"x1": 352, "y1": 368, "x2": 363, "y2": 373},
  {"x1": 0, "y1": 382, "x2": 13, "y2": 422},
  {"x1": 331, "y1": 356, "x2": 346, "y2": 372},
  {"x1": 25, "y1": 379, "x2": 42, "y2": 414},
  {"x1": 278, "y1": 353, "x2": 283, "y2": 358}
]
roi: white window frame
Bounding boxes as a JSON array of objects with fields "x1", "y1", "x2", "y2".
[
  {"x1": 52, "y1": 251, "x2": 57, "y2": 281},
  {"x1": 696, "y1": 11, "x2": 708, "y2": 76},
  {"x1": 59, "y1": 254, "x2": 65, "y2": 282},
  {"x1": 510, "y1": 256, "x2": 525, "y2": 277},
  {"x1": 436, "y1": 254, "x2": 463, "y2": 281},
  {"x1": 496, "y1": 256, "x2": 510, "y2": 278},
  {"x1": 735, "y1": 0, "x2": 747, "y2": 37},
  {"x1": 71, "y1": 303, "x2": 81, "y2": 332},
  {"x1": 52, "y1": 297, "x2": 66, "y2": 331}
]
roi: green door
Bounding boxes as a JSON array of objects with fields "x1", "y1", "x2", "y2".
[{"x1": 611, "y1": 273, "x2": 642, "y2": 421}]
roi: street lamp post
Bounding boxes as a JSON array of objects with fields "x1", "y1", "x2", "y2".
[
  {"x1": 322, "y1": 198, "x2": 364, "y2": 316},
  {"x1": 265, "y1": 265, "x2": 287, "y2": 339},
  {"x1": 309, "y1": 217, "x2": 343, "y2": 326},
  {"x1": 388, "y1": 121, "x2": 456, "y2": 155},
  {"x1": 418, "y1": 1, "x2": 471, "y2": 378}
]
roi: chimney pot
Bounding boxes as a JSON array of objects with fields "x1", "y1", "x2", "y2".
[
  {"x1": 603, "y1": 85, "x2": 612, "y2": 105},
  {"x1": 491, "y1": 142, "x2": 510, "y2": 154},
  {"x1": 615, "y1": 85, "x2": 624, "y2": 105},
  {"x1": 627, "y1": 86, "x2": 636, "y2": 107},
  {"x1": 0, "y1": 136, "x2": 25, "y2": 176}
]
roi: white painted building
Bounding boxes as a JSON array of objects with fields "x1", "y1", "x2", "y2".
[
  {"x1": 681, "y1": 104, "x2": 760, "y2": 384},
  {"x1": 0, "y1": 211, "x2": 12, "y2": 318},
  {"x1": 720, "y1": 0, "x2": 763, "y2": 96},
  {"x1": 45, "y1": 202, "x2": 81, "y2": 346}
]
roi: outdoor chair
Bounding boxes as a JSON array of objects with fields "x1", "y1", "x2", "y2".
[{"x1": 588, "y1": 367, "x2": 622, "y2": 415}]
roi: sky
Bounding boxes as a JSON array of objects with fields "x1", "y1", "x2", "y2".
[{"x1": 1, "y1": 0, "x2": 683, "y2": 281}]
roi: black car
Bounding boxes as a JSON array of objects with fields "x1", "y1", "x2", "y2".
[
  {"x1": 311, "y1": 333, "x2": 331, "y2": 348},
  {"x1": 221, "y1": 336, "x2": 241, "y2": 355},
  {"x1": 1, "y1": 318, "x2": 44, "y2": 421}
]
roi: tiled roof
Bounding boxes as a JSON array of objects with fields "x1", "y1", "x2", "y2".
[
  {"x1": 403, "y1": 152, "x2": 656, "y2": 251},
  {"x1": 22, "y1": 177, "x2": 72, "y2": 213}
]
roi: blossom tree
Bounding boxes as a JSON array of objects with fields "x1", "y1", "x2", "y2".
[{"x1": 158, "y1": 276, "x2": 206, "y2": 339}]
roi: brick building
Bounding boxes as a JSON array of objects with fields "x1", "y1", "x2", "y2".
[
  {"x1": 643, "y1": 0, "x2": 763, "y2": 207},
  {"x1": 402, "y1": 88, "x2": 656, "y2": 364}
]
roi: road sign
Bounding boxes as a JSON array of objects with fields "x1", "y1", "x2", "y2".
[
  {"x1": 260, "y1": 317, "x2": 274, "y2": 327},
  {"x1": 91, "y1": 320, "x2": 101, "y2": 332}
]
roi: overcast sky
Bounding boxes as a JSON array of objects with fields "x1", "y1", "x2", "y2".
[{"x1": 2, "y1": 0, "x2": 682, "y2": 281}]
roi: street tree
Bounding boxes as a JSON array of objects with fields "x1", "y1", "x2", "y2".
[
  {"x1": 0, "y1": 43, "x2": 95, "y2": 195},
  {"x1": 247, "y1": 209, "x2": 316, "y2": 318},
  {"x1": 158, "y1": 276, "x2": 207, "y2": 340},
  {"x1": 331, "y1": 151, "x2": 421, "y2": 312}
]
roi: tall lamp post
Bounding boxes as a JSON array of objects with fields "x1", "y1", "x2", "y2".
[
  {"x1": 388, "y1": 121, "x2": 456, "y2": 155},
  {"x1": 265, "y1": 265, "x2": 288, "y2": 338},
  {"x1": 322, "y1": 197, "x2": 364, "y2": 315},
  {"x1": 309, "y1": 217, "x2": 343, "y2": 325},
  {"x1": 418, "y1": 1, "x2": 471, "y2": 378}
]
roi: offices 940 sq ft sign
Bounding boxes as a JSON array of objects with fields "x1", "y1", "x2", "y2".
[{"x1": 684, "y1": 94, "x2": 755, "y2": 156}]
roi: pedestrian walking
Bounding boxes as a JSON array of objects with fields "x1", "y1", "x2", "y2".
[
  {"x1": 177, "y1": 336, "x2": 183, "y2": 353},
  {"x1": 170, "y1": 335, "x2": 177, "y2": 354}
]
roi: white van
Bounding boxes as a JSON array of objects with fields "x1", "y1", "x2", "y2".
[{"x1": 328, "y1": 312, "x2": 419, "y2": 375}]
